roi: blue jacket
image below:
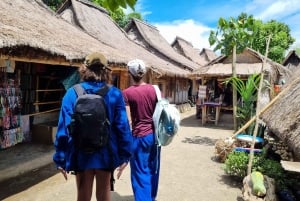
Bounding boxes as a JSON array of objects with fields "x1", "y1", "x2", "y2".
[{"x1": 53, "y1": 81, "x2": 133, "y2": 172}]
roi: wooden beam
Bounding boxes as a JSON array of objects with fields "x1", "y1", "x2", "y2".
[
  {"x1": 27, "y1": 108, "x2": 60, "y2": 117},
  {"x1": 33, "y1": 101, "x2": 61, "y2": 105},
  {"x1": 0, "y1": 55, "x2": 81, "y2": 66}
]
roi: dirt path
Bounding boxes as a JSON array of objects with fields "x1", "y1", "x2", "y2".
[{"x1": 1, "y1": 108, "x2": 243, "y2": 201}]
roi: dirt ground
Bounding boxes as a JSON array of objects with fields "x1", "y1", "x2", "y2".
[{"x1": 0, "y1": 108, "x2": 243, "y2": 201}]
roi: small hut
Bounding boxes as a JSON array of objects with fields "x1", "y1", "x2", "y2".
[
  {"x1": 199, "y1": 48, "x2": 218, "y2": 64},
  {"x1": 124, "y1": 18, "x2": 201, "y2": 105},
  {"x1": 192, "y1": 48, "x2": 292, "y2": 110},
  {"x1": 282, "y1": 50, "x2": 300, "y2": 72},
  {"x1": 57, "y1": 0, "x2": 192, "y2": 108},
  {"x1": 171, "y1": 37, "x2": 217, "y2": 102},
  {"x1": 0, "y1": 0, "x2": 132, "y2": 148},
  {"x1": 171, "y1": 36, "x2": 208, "y2": 66}
]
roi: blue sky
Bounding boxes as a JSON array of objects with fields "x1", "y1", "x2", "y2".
[{"x1": 131, "y1": 0, "x2": 300, "y2": 51}]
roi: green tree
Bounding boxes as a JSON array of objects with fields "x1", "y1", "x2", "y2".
[
  {"x1": 92, "y1": 0, "x2": 137, "y2": 11},
  {"x1": 43, "y1": 0, "x2": 137, "y2": 12},
  {"x1": 92, "y1": 0, "x2": 142, "y2": 28},
  {"x1": 42, "y1": 0, "x2": 64, "y2": 10},
  {"x1": 251, "y1": 20, "x2": 295, "y2": 63},
  {"x1": 225, "y1": 74, "x2": 260, "y2": 134},
  {"x1": 109, "y1": 8, "x2": 142, "y2": 28},
  {"x1": 209, "y1": 13, "x2": 255, "y2": 131}
]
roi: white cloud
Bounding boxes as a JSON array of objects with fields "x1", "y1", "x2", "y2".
[
  {"x1": 153, "y1": 19, "x2": 212, "y2": 50},
  {"x1": 254, "y1": 0, "x2": 300, "y2": 21}
]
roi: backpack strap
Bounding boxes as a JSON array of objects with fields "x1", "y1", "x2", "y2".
[
  {"x1": 153, "y1": 85, "x2": 162, "y2": 101},
  {"x1": 96, "y1": 84, "x2": 112, "y2": 97},
  {"x1": 73, "y1": 84, "x2": 86, "y2": 97}
]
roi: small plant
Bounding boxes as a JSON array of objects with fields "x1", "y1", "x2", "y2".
[
  {"x1": 225, "y1": 74, "x2": 260, "y2": 134},
  {"x1": 224, "y1": 151, "x2": 251, "y2": 178},
  {"x1": 224, "y1": 150, "x2": 299, "y2": 192}
]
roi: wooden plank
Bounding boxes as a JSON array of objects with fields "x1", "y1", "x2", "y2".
[
  {"x1": 33, "y1": 101, "x2": 60, "y2": 105},
  {"x1": 0, "y1": 55, "x2": 81, "y2": 66},
  {"x1": 280, "y1": 161, "x2": 300, "y2": 173},
  {"x1": 27, "y1": 108, "x2": 60, "y2": 117}
]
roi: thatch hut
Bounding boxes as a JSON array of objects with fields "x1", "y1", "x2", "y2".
[
  {"x1": 194, "y1": 48, "x2": 290, "y2": 79},
  {"x1": 282, "y1": 50, "x2": 300, "y2": 72},
  {"x1": 124, "y1": 18, "x2": 199, "y2": 71},
  {"x1": 192, "y1": 48, "x2": 292, "y2": 110},
  {"x1": 171, "y1": 36, "x2": 219, "y2": 102},
  {"x1": 199, "y1": 48, "x2": 218, "y2": 63},
  {"x1": 0, "y1": 0, "x2": 134, "y2": 148},
  {"x1": 260, "y1": 69, "x2": 300, "y2": 161},
  {"x1": 0, "y1": 0, "x2": 130, "y2": 66},
  {"x1": 171, "y1": 36, "x2": 208, "y2": 66},
  {"x1": 124, "y1": 18, "x2": 201, "y2": 104},
  {"x1": 56, "y1": 0, "x2": 193, "y2": 106}
]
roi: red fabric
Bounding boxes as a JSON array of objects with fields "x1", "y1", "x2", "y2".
[{"x1": 123, "y1": 84, "x2": 157, "y2": 137}]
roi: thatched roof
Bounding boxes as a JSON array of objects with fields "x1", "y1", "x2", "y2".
[
  {"x1": 260, "y1": 70, "x2": 300, "y2": 160},
  {"x1": 199, "y1": 63, "x2": 267, "y2": 77},
  {"x1": 171, "y1": 36, "x2": 207, "y2": 66},
  {"x1": 199, "y1": 48, "x2": 218, "y2": 63},
  {"x1": 193, "y1": 48, "x2": 292, "y2": 81},
  {"x1": 56, "y1": 0, "x2": 191, "y2": 77},
  {"x1": 282, "y1": 50, "x2": 300, "y2": 72},
  {"x1": 124, "y1": 18, "x2": 200, "y2": 72},
  {"x1": 0, "y1": 0, "x2": 130, "y2": 66}
]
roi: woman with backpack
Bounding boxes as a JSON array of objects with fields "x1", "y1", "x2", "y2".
[{"x1": 53, "y1": 52, "x2": 133, "y2": 201}]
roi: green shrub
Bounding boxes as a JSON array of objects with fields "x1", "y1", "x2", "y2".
[
  {"x1": 224, "y1": 150, "x2": 298, "y2": 191},
  {"x1": 254, "y1": 158, "x2": 286, "y2": 190},
  {"x1": 224, "y1": 151, "x2": 250, "y2": 178}
]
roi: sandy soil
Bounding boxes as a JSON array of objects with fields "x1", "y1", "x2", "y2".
[{"x1": 0, "y1": 108, "x2": 243, "y2": 201}]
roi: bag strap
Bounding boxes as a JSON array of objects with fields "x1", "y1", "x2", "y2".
[
  {"x1": 153, "y1": 85, "x2": 162, "y2": 101},
  {"x1": 96, "y1": 84, "x2": 112, "y2": 97},
  {"x1": 73, "y1": 84, "x2": 112, "y2": 97},
  {"x1": 73, "y1": 84, "x2": 86, "y2": 97}
]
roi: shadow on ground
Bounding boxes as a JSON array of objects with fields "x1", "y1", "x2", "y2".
[
  {"x1": 180, "y1": 111, "x2": 234, "y2": 130},
  {"x1": 112, "y1": 193, "x2": 134, "y2": 201},
  {"x1": 0, "y1": 163, "x2": 136, "y2": 201},
  {"x1": 0, "y1": 163, "x2": 57, "y2": 200}
]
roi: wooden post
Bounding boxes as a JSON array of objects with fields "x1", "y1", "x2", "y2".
[{"x1": 247, "y1": 35, "x2": 271, "y2": 175}]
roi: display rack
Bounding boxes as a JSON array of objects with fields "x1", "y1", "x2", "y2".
[{"x1": 0, "y1": 67, "x2": 23, "y2": 149}]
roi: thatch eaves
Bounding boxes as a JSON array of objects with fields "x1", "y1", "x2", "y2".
[
  {"x1": 56, "y1": 0, "x2": 191, "y2": 77},
  {"x1": 171, "y1": 36, "x2": 207, "y2": 66},
  {"x1": 199, "y1": 48, "x2": 218, "y2": 63},
  {"x1": 260, "y1": 70, "x2": 300, "y2": 160},
  {"x1": 124, "y1": 18, "x2": 200, "y2": 72},
  {"x1": 0, "y1": 0, "x2": 130, "y2": 66},
  {"x1": 193, "y1": 48, "x2": 292, "y2": 81}
]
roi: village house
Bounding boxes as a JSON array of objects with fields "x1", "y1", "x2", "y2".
[
  {"x1": 282, "y1": 49, "x2": 300, "y2": 72},
  {"x1": 124, "y1": 18, "x2": 201, "y2": 108},
  {"x1": 0, "y1": 0, "x2": 135, "y2": 149},
  {"x1": 192, "y1": 47, "x2": 292, "y2": 124},
  {"x1": 57, "y1": 0, "x2": 194, "y2": 111}
]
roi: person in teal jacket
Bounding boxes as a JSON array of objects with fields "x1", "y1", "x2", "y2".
[{"x1": 53, "y1": 52, "x2": 133, "y2": 201}]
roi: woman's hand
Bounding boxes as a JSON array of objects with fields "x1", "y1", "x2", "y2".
[
  {"x1": 116, "y1": 162, "x2": 128, "y2": 179},
  {"x1": 58, "y1": 167, "x2": 68, "y2": 180}
]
